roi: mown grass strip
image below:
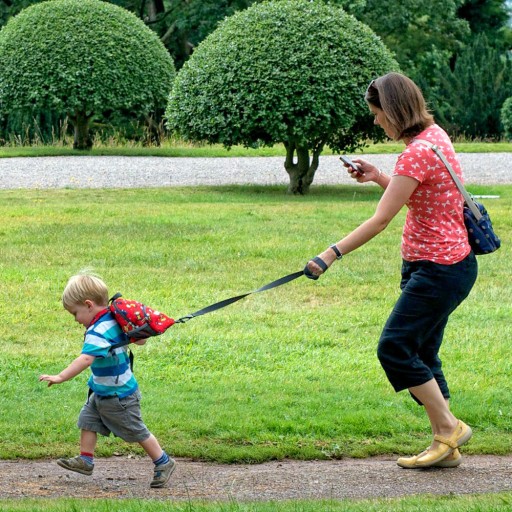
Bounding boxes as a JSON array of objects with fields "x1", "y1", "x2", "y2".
[{"x1": 0, "y1": 185, "x2": 510, "y2": 462}]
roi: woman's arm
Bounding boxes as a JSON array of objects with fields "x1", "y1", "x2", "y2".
[{"x1": 307, "y1": 175, "x2": 419, "y2": 274}]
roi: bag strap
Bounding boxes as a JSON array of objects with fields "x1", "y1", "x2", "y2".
[
  {"x1": 414, "y1": 139, "x2": 482, "y2": 220},
  {"x1": 175, "y1": 270, "x2": 305, "y2": 323}
]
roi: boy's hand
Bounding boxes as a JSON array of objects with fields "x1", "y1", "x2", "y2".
[
  {"x1": 39, "y1": 374, "x2": 65, "y2": 387},
  {"x1": 39, "y1": 354, "x2": 94, "y2": 387}
]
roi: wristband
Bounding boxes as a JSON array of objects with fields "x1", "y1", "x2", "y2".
[{"x1": 330, "y1": 244, "x2": 343, "y2": 260}]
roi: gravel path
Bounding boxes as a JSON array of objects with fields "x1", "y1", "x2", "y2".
[
  {"x1": 0, "y1": 153, "x2": 511, "y2": 189},
  {"x1": 1, "y1": 455, "x2": 512, "y2": 501}
]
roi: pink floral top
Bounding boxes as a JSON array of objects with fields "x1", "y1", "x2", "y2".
[{"x1": 393, "y1": 124, "x2": 471, "y2": 264}]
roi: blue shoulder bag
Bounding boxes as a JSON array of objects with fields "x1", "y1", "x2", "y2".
[{"x1": 415, "y1": 140, "x2": 501, "y2": 255}]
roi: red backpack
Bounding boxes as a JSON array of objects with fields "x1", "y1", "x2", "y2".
[{"x1": 109, "y1": 293, "x2": 175, "y2": 343}]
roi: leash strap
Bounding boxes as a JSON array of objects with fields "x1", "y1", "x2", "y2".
[
  {"x1": 109, "y1": 269, "x2": 305, "y2": 349},
  {"x1": 175, "y1": 270, "x2": 305, "y2": 323}
]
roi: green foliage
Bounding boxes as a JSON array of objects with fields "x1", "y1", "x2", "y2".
[
  {"x1": 501, "y1": 97, "x2": 512, "y2": 139},
  {"x1": 0, "y1": 0, "x2": 260, "y2": 73},
  {"x1": 345, "y1": 0, "x2": 512, "y2": 140},
  {"x1": 0, "y1": 0, "x2": 37, "y2": 26},
  {"x1": 428, "y1": 34, "x2": 512, "y2": 139},
  {"x1": 166, "y1": 0, "x2": 398, "y2": 154},
  {"x1": 458, "y1": 0, "x2": 512, "y2": 51},
  {"x1": 350, "y1": 0, "x2": 470, "y2": 81},
  {"x1": 0, "y1": 109, "x2": 67, "y2": 145},
  {"x1": 1, "y1": 0, "x2": 509, "y2": 145},
  {"x1": 153, "y1": 0, "x2": 259, "y2": 70},
  {"x1": 0, "y1": 0, "x2": 175, "y2": 145}
]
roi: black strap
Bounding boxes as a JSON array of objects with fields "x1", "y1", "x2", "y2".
[
  {"x1": 109, "y1": 269, "x2": 305, "y2": 351},
  {"x1": 175, "y1": 270, "x2": 305, "y2": 323},
  {"x1": 303, "y1": 256, "x2": 327, "y2": 280},
  {"x1": 109, "y1": 292, "x2": 122, "y2": 303}
]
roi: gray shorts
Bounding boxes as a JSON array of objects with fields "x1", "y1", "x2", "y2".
[{"x1": 78, "y1": 389, "x2": 151, "y2": 443}]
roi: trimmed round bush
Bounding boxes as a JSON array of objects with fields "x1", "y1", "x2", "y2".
[
  {"x1": 0, "y1": 0, "x2": 175, "y2": 148},
  {"x1": 166, "y1": 0, "x2": 398, "y2": 194},
  {"x1": 501, "y1": 97, "x2": 512, "y2": 140}
]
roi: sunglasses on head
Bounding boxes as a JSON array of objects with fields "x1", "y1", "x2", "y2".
[{"x1": 367, "y1": 79, "x2": 377, "y2": 91}]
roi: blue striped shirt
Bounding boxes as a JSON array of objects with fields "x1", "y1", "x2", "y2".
[{"x1": 81, "y1": 311, "x2": 138, "y2": 398}]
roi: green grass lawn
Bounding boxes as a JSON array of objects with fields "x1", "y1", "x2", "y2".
[
  {"x1": 0, "y1": 184, "x2": 510, "y2": 465},
  {"x1": 0, "y1": 140, "x2": 510, "y2": 158},
  {"x1": 2, "y1": 494, "x2": 512, "y2": 512}
]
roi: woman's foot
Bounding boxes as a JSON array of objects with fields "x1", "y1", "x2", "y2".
[
  {"x1": 434, "y1": 448, "x2": 462, "y2": 468},
  {"x1": 397, "y1": 448, "x2": 462, "y2": 469},
  {"x1": 397, "y1": 420, "x2": 471, "y2": 468}
]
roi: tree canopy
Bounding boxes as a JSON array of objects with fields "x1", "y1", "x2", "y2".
[
  {"x1": 458, "y1": 0, "x2": 512, "y2": 50},
  {"x1": 501, "y1": 96, "x2": 512, "y2": 139},
  {"x1": 427, "y1": 34, "x2": 512, "y2": 139},
  {"x1": 0, "y1": 0, "x2": 510, "y2": 143},
  {"x1": 166, "y1": 0, "x2": 398, "y2": 194},
  {"x1": 347, "y1": 0, "x2": 470, "y2": 84},
  {"x1": 0, "y1": 0, "x2": 175, "y2": 148}
]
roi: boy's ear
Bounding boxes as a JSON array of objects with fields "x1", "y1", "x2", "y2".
[{"x1": 84, "y1": 299, "x2": 95, "y2": 309}]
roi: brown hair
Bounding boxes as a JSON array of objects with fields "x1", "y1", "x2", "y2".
[
  {"x1": 62, "y1": 271, "x2": 109, "y2": 309},
  {"x1": 365, "y1": 72, "x2": 434, "y2": 140}
]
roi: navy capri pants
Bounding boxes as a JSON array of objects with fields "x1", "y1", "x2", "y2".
[{"x1": 377, "y1": 252, "x2": 477, "y2": 404}]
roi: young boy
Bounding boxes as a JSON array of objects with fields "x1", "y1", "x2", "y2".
[{"x1": 39, "y1": 272, "x2": 175, "y2": 488}]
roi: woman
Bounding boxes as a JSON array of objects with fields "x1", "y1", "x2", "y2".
[{"x1": 305, "y1": 72, "x2": 478, "y2": 469}]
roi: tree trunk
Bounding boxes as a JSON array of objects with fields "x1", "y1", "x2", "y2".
[
  {"x1": 143, "y1": 0, "x2": 165, "y2": 22},
  {"x1": 144, "y1": 113, "x2": 164, "y2": 145},
  {"x1": 283, "y1": 140, "x2": 321, "y2": 195},
  {"x1": 70, "y1": 111, "x2": 93, "y2": 150}
]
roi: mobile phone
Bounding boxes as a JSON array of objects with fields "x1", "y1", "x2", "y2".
[{"x1": 339, "y1": 155, "x2": 364, "y2": 175}]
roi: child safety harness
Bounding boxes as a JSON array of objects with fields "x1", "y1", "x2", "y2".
[{"x1": 109, "y1": 269, "x2": 305, "y2": 350}]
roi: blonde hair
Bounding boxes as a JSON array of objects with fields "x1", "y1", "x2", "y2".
[{"x1": 62, "y1": 271, "x2": 109, "y2": 309}]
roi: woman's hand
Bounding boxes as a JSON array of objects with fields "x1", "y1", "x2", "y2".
[
  {"x1": 304, "y1": 247, "x2": 338, "y2": 279},
  {"x1": 342, "y1": 157, "x2": 382, "y2": 184}
]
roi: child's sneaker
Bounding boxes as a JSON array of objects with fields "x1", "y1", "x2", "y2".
[
  {"x1": 57, "y1": 455, "x2": 94, "y2": 476},
  {"x1": 150, "y1": 458, "x2": 176, "y2": 488}
]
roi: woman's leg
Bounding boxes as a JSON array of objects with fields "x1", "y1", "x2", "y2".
[
  {"x1": 379, "y1": 256, "x2": 477, "y2": 467},
  {"x1": 378, "y1": 255, "x2": 477, "y2": 397},
  {"x1": 409, "y1": 379, "x2": 458, "y2": 447},
  {"x1": 399, "y1": 379, "x2": 472, "y2": 467}
]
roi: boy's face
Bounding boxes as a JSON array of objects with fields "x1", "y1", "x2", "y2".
[{"x1": 66, "y1": 301, "x2": 98, "y2": 328}]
